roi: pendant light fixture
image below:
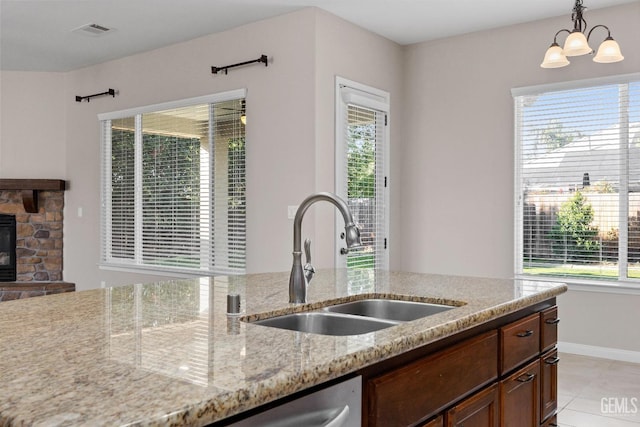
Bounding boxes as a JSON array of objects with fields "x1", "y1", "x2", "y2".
[{"x1": 541, "y1": 0, "x2": 624, "y2": 68}]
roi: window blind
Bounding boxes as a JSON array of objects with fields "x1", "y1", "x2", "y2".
[
  {"x1": 514, "y1": 76, "x2": 640, "y2": 282},
  {"x1": 100, "y1": 91, "x2": 246, "y2": 275},
  {"x1": 336, "y1": 80, "x2": 390, "y2": 275}
]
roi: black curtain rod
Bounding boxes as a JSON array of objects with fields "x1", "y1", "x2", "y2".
[
  {"x1": 211, "y1": 55, "x2": 268, "y2": 75},
  {"x1": 76, "y1": 88, "x2": 116, "y2": 103}
]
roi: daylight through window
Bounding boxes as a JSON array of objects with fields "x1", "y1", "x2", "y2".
[
  {"x1": 514, "y1": 76, "x2": 640, "y2": 284},
  {"x1": 99, "y1": 91, "x2": 246, "y2": 275}
]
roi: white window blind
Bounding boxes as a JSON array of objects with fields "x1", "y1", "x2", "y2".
[
  {"x1": 336, "y1": 78, "x2": 389, "y2": 275},
  {"x1": 514, "y1": 75, "x2": 640, "y2": 284},
  {"x1": 100, "y1": 91, "x2": 246, "y2": 275}
]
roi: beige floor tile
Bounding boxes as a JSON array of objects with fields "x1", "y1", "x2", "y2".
[
  {"x1": 559, "y1": 409, "x2": 640, "y2": 426},
  {"x1": 566, "y1": 397, "x2": 640, "y2": 423},
  {"x1": 559, "y1": 392, "x2": 576, "y2": 410},
  {"x1": 558, "y1": 353, "x2": 640, "y2": 425}
]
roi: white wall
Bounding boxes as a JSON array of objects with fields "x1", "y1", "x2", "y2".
[
  {"x1": 313, "y1": 9, "x2": 404, "y2": 269},
  {"x1": 400, "y1": 2, "x2": 640, "y2": 352},
  {"x1": 62, "y1": 9, "x2": 318, "y2": 289},
  {"x1": 0, "y1": 71, "x2": 66, "y2": 177},
  {"x1": 0, "y1": 8, "x2": 403, "y2": 290}
]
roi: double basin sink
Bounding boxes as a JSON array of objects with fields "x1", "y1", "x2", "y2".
[{"x1": 245, "y1": 298, "x2": 460, "y2": 336}]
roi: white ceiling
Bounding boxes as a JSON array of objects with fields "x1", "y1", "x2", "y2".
[{"x1": 1, "y1": 0, "x2": 637, "y2": 72}]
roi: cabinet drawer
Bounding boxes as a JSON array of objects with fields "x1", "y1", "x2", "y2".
[
  {"x1": 500, "y1": 313, "x2": 540, "y2": 374},
  {"x1": 368, "y1": 331, "x2": 498, "y2": 427},
  {"x1": 541, "y1": 306, "x2": 559, "y2": 353}
]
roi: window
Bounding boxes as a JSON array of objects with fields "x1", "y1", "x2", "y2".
[
  {"x1": 514, "y1": 75, "x2": 640, "y2": 285},
  {"x1": 336, "y1": 78, "x2": 390, "y2": 274},
  {"x1": 99, "y1": 90, "x2": 246, "y2": 275}
]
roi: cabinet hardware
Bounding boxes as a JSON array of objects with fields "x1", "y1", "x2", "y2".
[
  {"x1": 545, "y1": 318, "x2": 560, "y2": 325},
  {"x1": 516, "y1": 373, "x2": 536, "y2": 383},
  {"x1": 516, "y1": 330, "x2": 534, "y2": 337},
  {"x1": 545, "y1": 357, "x2": 560, "y2": 365}
]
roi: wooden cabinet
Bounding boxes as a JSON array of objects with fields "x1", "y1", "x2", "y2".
[
  {"x1": 500, "y1": 313, "x2": 540, "y2": 374},
  {"x1": 541, "y1": 414, "x2": 558, "y2": 427},
  {"x1": 501, "y1": 359, "x2": 540, "y2": 427},
  {"x1": 445, "y1": 384, "x2": 499, "y2": 427},
  {"x1": 361, "y1": 301, "x2": 559, "y2": 427},
  {"x1": 541, "y1": 306, "x2": 559, "y2": 353},
  {"x1": 420, "y1": 415, "x2": 444, "y2": 427},
  {"x1": 541, "y1": 349, "x2": 559, "y2": 423},
  {"x1": 367, "y1": 331, "x2": 498, "y2": 427}
]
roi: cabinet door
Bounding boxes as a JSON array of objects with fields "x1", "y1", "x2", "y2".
[
  {"x1": 500, "y1": 359, "x2": 540, "y2": 427},
  {"x1": 445, "y1": 384, "x2": 499, "y2": 427},
  {"x1": 540, "y1": 306, "x2": 559, "y2": 353},
  {"x1": 541, "y1": 350, "x2": 559, "y2": 422}
]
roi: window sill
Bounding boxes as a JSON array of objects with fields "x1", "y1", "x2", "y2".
[
  {"x1": 98, "y1": 262, "x2": 220, "y2": 279},
  {"x1": 516, "y1": 274, "x2": 640, "y2": 295}
]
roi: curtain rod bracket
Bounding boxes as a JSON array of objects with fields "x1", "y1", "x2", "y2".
[
  {"x1": 211, "y1": 54, "x2": 268, "y2": 75},
  {"x1": 76, "y1": 88, "x2": 116, "y2": 103}
]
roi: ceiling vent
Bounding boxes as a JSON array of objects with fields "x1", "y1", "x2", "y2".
[{"x1": 72, "y1": 23, "x2": 114, "y2": 37}]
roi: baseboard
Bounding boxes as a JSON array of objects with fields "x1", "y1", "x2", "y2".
[{"x1": 559, "y1": 341, "x2": 640, "y2": 364}]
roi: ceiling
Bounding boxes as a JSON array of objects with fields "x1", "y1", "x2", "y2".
[{"x1": 1, "y1": 0, "x2": 637, "y2": 72}]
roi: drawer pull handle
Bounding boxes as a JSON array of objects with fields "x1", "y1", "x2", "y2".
[
  {"x1": 545, "y1": 357, "x2": 560, "y2": 365},
  {"x1": 516, "y1": 330, "x2": 534, "y2": 337},
  {"x1": 516, "y1": 373, "x2": 536, "y2": 383},
  {"x1": 545, "y1": 318, "x2": 560, "y2": 325}
]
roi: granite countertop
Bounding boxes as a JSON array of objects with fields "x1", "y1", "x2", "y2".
[{"x1": 0, "y1": 269, "x2": 567, "y2": 426}]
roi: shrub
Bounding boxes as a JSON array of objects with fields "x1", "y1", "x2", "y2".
[{"x1": 550, "y1": 191, "x2": 600, "y2": 262}]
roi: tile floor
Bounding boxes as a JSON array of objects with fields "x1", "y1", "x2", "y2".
[{"x1": 558, "y1": 353, "x2": 640, "y2": 426}]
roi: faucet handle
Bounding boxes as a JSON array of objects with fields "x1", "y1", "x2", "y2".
[
  {"x1": 304, "y1": 238, "x2": 312, "y2": 264},
  {"x1": 303, "y1": 238, "x2": 315, "y2": 282}
]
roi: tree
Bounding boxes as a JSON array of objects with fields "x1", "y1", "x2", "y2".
[
  {"x1": 550, "y1": 191, "x2": 600, "y2": 262},
  {"x1": 347, "y1": 124, "x2": 376, "y2": 199},
  {"x1": 539, "y1": 119, "x2": 579, "y2": 151}
]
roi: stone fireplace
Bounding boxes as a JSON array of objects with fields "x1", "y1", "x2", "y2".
[{"x1": 0, "y1": 179, "x2": 74, "y2": 301}]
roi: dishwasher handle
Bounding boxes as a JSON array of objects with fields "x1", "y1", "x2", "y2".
[{"x1": 325, "y1": 405, "x2": 350, "y2": 427}]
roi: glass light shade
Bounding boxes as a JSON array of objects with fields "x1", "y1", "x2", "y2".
[
  {"x1": 593, "y1": 38, "x2": 624, "y2": 63},
  {"x1": 240, "y1": 114, "x2": 246, "y2": 125},
  {"x1": 563, "y1": 31, "x2": 592, "y2": 56},
  {"x1": 541, "y1": 44, "x2": 570, "y2": 68}
]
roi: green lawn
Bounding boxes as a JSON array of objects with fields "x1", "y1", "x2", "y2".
[
  {"x1": 347, "y1": 254, "x2": 375, "y2": 269},
  {"x1": 524, "y1": 264, "x2": 640, "y2": 279}
]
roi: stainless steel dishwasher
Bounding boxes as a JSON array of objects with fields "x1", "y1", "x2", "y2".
[{"x1": 228, "y1": 375, "x2": 361, "y2": 427}]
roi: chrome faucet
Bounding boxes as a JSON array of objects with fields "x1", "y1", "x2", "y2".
[{"x1": 289, "y1": 192, "x2": 362, "y2": 304}]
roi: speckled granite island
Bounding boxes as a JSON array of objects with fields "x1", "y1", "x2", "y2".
[{"x1": 0, "y1": 270, "x2": 567, "y2": 426}]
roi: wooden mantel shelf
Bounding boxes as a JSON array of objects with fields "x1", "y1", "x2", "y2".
[{"x1": 0, "y1": 179, "x2": 66, "y2": 213}]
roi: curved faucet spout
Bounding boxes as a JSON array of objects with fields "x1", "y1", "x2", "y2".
[{"x1": 289, "y1": 192, "x2": 362, "y2": 304}]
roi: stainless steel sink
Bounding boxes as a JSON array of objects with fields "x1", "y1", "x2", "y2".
[
  {"x1": 322, "y1": 299, "x2": 455, "y2": 322},
  {"x1": 251, "y1": 312, "x2": 399, "y2": 336},
  {"x1": 247, "y1": 297, "x2": 459, "y2": 336}
]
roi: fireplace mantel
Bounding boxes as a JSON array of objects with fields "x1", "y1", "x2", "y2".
[{"x1": 0, "y1": 179, "x2": 66, "y2": 213}]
